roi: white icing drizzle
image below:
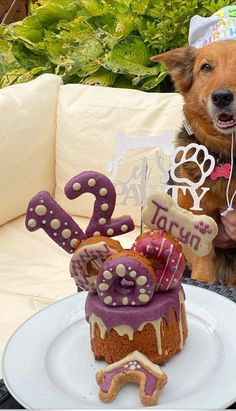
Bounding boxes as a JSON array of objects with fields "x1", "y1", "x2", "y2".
[
  {"x1": 89, "y1": 315, "x2": 163, "y2": 354},
  {"x1": 156, "y1": 244, "x2": 174, "y2": 289},
  {"x1": 157, "y1": 237, "x2": 165, "y2": 257},
  {"x1": 178, "y1": 289, "x2": 186, "y2": 349},
  {"x1": 166, "y1": 252, "x2": 182, "y2": 291},
  {"x1": 89, "y1": 314, "x2": 107, "y2": 339}
]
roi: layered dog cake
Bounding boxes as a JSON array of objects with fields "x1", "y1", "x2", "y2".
[
  {"x1": 84, "y1": 232, "x2": 188, "y2": 365},
  {"x1": 26, "y1": 170, "x2": 191, "y2": 365}
]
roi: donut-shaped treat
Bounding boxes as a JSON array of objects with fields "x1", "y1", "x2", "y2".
[
  {"x1": 96, "y1": 251, "x2": 156, "y2": 306},
  {"x1": 132, "y1": 230, "x2": 185, "y2": 291},
  {"x1": 70, "y1": 236, "x2": 122, "y2": 293}
]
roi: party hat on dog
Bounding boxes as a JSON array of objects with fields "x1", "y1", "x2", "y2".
[{"x1": 189, "y1": 5, "x2": 236, "y2": 47}]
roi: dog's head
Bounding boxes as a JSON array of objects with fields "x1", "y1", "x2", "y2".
[{"x1": 152, "y1": 41, "x2": 236, "y2": 136}]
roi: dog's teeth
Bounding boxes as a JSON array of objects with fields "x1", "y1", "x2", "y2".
[{"x1": 218, "y1": 120, "x2": 234, "y2": 124}]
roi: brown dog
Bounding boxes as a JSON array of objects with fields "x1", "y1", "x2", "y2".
[{"x1": 152, "y1": 40, "x2": 236, "y2": 287}]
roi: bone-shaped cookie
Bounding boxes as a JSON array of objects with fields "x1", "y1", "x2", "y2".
[
  {"x1": 96, "y1": 351, "x2": 167, "y2": 406},
  {"x1": 142, "y1": 191, "x2": 218, "y2": 256},
  {"x1": 210, "y1": 163, "x2": 231, "y2": 180}
]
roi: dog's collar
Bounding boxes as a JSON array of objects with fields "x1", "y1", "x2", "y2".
[
  {"x1": 183, "y1": 117, "x2": 194, "y2": 137},
  {"x1": 182, "y1": 117, "x2": 231, "y2": 166}
]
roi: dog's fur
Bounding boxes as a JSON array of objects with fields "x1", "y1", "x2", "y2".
[{"x1": 153, "y1": 40, "x2": 236, "y2": 287}]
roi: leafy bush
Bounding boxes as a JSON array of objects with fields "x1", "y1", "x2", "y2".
[{"x1": 0, "y1": 0, "x2": 235, "y2": 90}]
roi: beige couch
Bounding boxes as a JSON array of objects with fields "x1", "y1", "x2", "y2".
[{"x1": 0, "y1": 74, "x2": 183, "y2": 376}]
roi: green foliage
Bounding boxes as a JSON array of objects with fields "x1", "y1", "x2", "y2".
[{"x1": 0, "y1": 0, "x2": 235, "y2": 90}]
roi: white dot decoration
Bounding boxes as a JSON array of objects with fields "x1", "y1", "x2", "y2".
[
  {"x1": 93, "y1": 231, "x2": 101, "y2": 236},
  {"x1": 107, "y1": 228, "x2": 114, "y2": 236},
  {"x1": 72, "y1": 182, "x2": 81, "y2": 191},
  {"x1": 104, "y1": 296, "x2": 113, "y2": 304},
  {"x1": 28, "y1": 219, "x2": 37, "y2": 228},
  {"x1": 131, "y1": 301, "x2": 136, "y2": 306},
  {"x1": 136, "y1": 276, "x2": 147, "y2": 286},
  {"x1": 116, "y1": 264, "x2": 126, "y2": 277},
  {"x1": 35, "y1": 205, "x2": 47, "y2": 216},
  {"x1": 138, "y1": 294, "x2": 150, "y2": 303},
  {"x1": 121, "y1": 224, "x2": 128, "y2": 232},
  {"x1": 99, "y1": 188, "x2": 108, "y2": 196},
  {"x1": 130, "y1": 270, "x2": 137, "y2": 278},
  {"x1": 62, "y1": 229, "x2": 72, "y2": 239},
  {"x1": 50, "y1": 219, "x2": 61, "y2": 230},
  {"x1": 101, "y1": 203, "x2": 109, "y2": 211},
  {"x1": 98, "y1": 283, "x2": 109, "y2": 291},
  {"x1": 42, "y1": 220, "x2": 47, "y2": 225},
  {"x1": 53, "y1": 232, "x2": 57, "y2": 236},
  {"x1": 70, "y1": 239, "x2": 79, "y2": 248},
  {"x1": 139, "y1": 288, "x2": 146, "y2": 294},
  {"x1": 122, "y1": 297, "x2": 128, "y2": 305},
  {"x1": 30, "y1": 208, "x2": 33, "y2": 212},
  {"x1": 88, "y1": 178, "x2": 96, "y2": 187},
  {"x1": 49, "y1": 210, "x2": 53, "y2": 214},
  {"x1": 99, "y1": 218, "x2": 106, "y2": 225},
  {"x1": 103, "y1": 270, "x2": 112, "y2": 280}
]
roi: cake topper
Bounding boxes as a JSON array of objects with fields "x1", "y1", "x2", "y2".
[
  {"x1": 142, "y1": 190, "x2": 218, "y2": 256},
  {"x1": 106, "y1": 131, "x2": 219, "y2": 212},
  {"x1": 25, "y1": 171, "x2": 135, "y2": 253}
]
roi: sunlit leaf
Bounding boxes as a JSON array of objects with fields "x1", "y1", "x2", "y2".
[{"x1": 82, "y1": 68, "x2": 116, "y2": 86}]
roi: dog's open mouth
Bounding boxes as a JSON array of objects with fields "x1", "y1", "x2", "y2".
[{"x1": 216, "y1": 112, "x2": 236, "y2": 130}]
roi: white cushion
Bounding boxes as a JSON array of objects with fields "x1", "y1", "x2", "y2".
[
  {"x1": 55, "y1": 84, "x2": 183, "y2": 226},
  {"x1": 0, "y1": 74, "x2": 62, "y2": 226}
]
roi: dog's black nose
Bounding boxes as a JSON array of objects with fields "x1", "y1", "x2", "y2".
[{"x1": 211, "y1": 89, "x2": 234, "y2": 107}]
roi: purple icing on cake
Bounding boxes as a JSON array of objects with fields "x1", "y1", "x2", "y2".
[
  {"x1": 64, "y1": 171, "x2": 134, "y2": 238},
  {"x1": 85, "y1": 284, "x2": 183, "y2": 330}
]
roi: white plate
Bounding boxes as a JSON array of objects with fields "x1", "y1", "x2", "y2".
[{"x1": 2, "y1": 284, "x2": 236, "y2": 409}]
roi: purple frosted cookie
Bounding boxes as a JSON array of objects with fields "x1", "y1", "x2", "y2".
[
  {"x1": 96, "y1": 350, "x2": 168, "y2": 406},
  {"x1": 64, "y1": 171, "x2": 135, "y2": 238},
  {"x1": 25, "y1": 190, "x2": 86, "y2": 253}
]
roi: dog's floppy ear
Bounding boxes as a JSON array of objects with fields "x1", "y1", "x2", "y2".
[{"x1": 152, "y1": 46, "x2": 196, "y2": 92}]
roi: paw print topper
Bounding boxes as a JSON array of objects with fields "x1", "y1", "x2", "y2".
[{"x1": 170, "y1": 143, "x2": 215, "y2": 189}]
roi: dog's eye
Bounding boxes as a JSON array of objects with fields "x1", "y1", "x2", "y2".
[{"x1": 200, "y1": 63, "x2": 213, "y2": 72}]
